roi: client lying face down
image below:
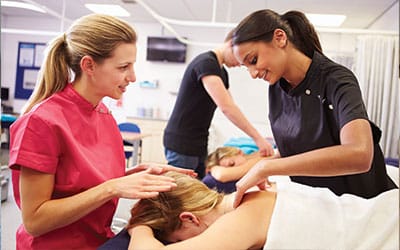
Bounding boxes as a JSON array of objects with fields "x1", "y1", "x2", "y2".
[
  {"x1": 127, "y1": 171, "x2": 265, "y2": 245},
  {"x1": 127, "y1": 172, "x2": 398, "y2": 250}
]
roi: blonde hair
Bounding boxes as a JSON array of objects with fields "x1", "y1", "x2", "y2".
[
  {"x1": 127, "y1": 171, "x2": 224, "y2": 242},
  {"x1": 206, "y1": 146, "x2": 242, "y2": 169},
  {"x1": 23, "y1": 14, "x2": 137, "y2": 114}
]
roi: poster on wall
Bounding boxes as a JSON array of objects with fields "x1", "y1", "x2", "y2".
[{"x1": 14, "y1": 42, "x2": 46, "y2": 99}]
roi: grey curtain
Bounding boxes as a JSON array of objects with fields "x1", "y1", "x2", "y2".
[{"x1": 354, "y1": 35, "x2": 399, "y2": 158}]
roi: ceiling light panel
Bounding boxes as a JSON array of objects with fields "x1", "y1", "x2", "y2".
[
  {"x1": 85, "y1": 4, "x2": 130, "y2": 17},
  {"x1": 306, "y1": 13, "x2": 346, "y2": 27},
  {"x1": 1, "y1": 0, "x2": 46, "y2": 13}
]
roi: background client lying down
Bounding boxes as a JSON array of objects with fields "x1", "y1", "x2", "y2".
[{"x1": 202, "y1": 146, "x2": 272, "y2": 193}]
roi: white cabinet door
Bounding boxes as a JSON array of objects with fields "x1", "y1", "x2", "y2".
[{"x1": 127, "y1": 118, "x2": 167, "y2": 164}]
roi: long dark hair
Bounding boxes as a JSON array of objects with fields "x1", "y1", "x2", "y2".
[{"x1": 232, "y1": 9, "x2": 322, "y2": 58}]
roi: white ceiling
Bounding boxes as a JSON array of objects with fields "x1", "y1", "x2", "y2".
[{"x1": 1, "y1": 0, "x2": 399, "y2": 31}]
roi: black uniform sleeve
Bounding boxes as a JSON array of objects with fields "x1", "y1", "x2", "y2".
[
  {"x1": 326, "y1": 68, "x2": 369, "y2": 130},
  {"x1": 193, "y1": 57, "x2": 223, "y2": 83}
]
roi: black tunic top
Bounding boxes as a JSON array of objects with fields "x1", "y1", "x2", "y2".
[
  {"x1": 164, "y1": 51, "x2": 229, "y2": 156},
  {"x1": 269, "y1": 51, "x2": 397, "y2": 198}
]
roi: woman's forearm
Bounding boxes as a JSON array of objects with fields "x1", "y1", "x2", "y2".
[
  {"x1": 261, "y1": 145, "x2": 372, "y2": 178},
  {"x1": 21, "y1": 170, "x2": 116, "y2": 236},
  {"x1": 262, "y1": 119, "x2": 374, "y2": 177},
  {"x1": 211, "y1": 157, "x2": 263, "y2": 182},
  {"x1": 21, "y1": 164, "x2": 181, "y2": 236}
]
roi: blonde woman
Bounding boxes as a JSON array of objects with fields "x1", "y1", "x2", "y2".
[
  {"x1": 8, "y1": 14, "x2": 194, "y2": 249},
  {"x1": 202, "y1": 146, "x2": 268, "y2": 193},
  {"x1": 127, "y1": 171, "x2": 398, "y2": 250}
]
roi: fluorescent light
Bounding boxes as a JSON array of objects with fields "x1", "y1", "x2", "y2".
[
  {"x1": 85, "y1": 4, "x2": 130, "y2": 17},
  {"x1": 2, "y1": 28, "x2": 59, "y2": 36},
  {"x1": 1, "y1": 0, "x2": 46, "y2": 13},
  {"x1": 306, "y1": 13, "x2": 346, "y2": 27}
]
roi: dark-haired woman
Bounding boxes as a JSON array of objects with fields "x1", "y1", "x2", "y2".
[{"x1": 230, "y1": 9, "x2": 397, "y2": 207}]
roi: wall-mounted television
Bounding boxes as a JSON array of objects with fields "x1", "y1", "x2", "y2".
[{"x1": 146, "y1": 36, "x2": 187, "y2": 63}]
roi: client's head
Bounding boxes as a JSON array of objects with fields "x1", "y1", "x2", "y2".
[
  {"x1": 127, "y1": 171, "x2": 224, "y2": 243},
  {"x1": 206, "y1": 146, "x2": 245, "y2": 169}
]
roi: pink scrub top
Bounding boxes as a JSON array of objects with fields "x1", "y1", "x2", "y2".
[{"x1": 9, "y1": 84, "x2": 126, "y2": 250}]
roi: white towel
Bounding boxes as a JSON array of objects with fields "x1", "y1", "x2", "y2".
[{"x1": 264, "y1": 182, "x2": 399, "y2": 250}]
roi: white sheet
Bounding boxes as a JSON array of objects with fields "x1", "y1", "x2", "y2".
[
  {"x1": 386, "y1": 164, "x2": 399, "y2": 186},
  {"x1": 264, "y1": 181, "x2": 399, "y2": 250}
]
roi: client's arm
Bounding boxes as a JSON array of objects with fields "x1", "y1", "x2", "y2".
[
  {"x1": 129, "y1": 226, "x2": 164, "y2": 250},
  {"x1": 129, "y1": 191, "x2": 276, "y2": 250},
  {"x1": 210, "y1": 157, "x2": 264, "y2": 182}
]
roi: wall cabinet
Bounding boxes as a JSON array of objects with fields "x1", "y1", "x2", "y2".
[{"x1": 126, "y1": 117, "x2": 167, "y2": 164}]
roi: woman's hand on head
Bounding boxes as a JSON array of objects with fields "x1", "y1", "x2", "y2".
[
  {"x1": 111, "y1": 167, "x2": 178, "y2": 199},
  {"x1": 233, "y1": 159, "x2": 271, "y2": 208},
  {"x1": 109, "y1": 163, "x2": 196, "y2": 200},
  {"x1": 126, "y1": 162, "x2": 197, "y2": 177}
]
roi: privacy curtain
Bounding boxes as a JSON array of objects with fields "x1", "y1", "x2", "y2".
[{"x1": 354, "y1": 35, "x2": 399, "y2": 158}]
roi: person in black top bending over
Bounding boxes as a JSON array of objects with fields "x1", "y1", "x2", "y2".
[
  {"x1": 230, "y1": 9, "x2": 397, "y2": 207},
  {"x1": 163, "y1": 30, "x2": 274, "y2": 179}
]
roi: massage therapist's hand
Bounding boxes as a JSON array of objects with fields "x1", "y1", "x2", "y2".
[
  {"x1": 126, "y1": 162, "x2": 197, "y2": 177},
  {"x1": 233, "y1": 159, "x2": 271, "y2": 208},
  {"x1": 109, "y1": 163, "x2": 196, "y2": 199},
  {"x1": 254, "y1": 137, "x2": 274, "y2": 157}
]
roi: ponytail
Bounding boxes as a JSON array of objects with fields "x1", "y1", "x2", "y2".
[
  {"x1": 281, "y1": 11, "x2": 323, "y2": 58},
  {"x1": 22, "y1": 33, "x2": 70, "y2": 114},
  {"x1": 232, "y1": 9, "x2": 323, "y2": 59}
]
